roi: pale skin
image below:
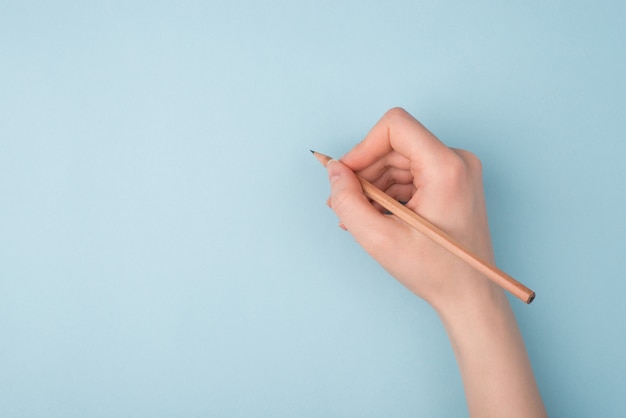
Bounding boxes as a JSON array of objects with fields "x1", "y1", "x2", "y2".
[{"x1": 325, "y1": 108, "x2": 547, "y2": 417}]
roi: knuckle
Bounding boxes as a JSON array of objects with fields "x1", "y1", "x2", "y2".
[
  {"x1": 438, "y1": 149, "x2": 483, "y2": 187},
  {"x1": 440, "y1": 153, "x2": 467, "y2": 184},
  {"x1": 383, "y1": 107, "x2": 410, "y2": 122},
  {"x1": 458, "y1": 149, "x2": 483, "y2": 173},
  {"x1": 330, "y1": 188, "x2": 352, "y2": 214},
  {"x1": 430, "y1": 157, "x2": 471, "y2": 199}
]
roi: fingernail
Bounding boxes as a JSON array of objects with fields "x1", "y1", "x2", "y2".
[{"x1": 327, "y1": 159, "x2": 341, "y2": 181}]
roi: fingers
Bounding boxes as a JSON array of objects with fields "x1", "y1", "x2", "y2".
[
  {"x1": 326, "y1": 159, "x2": 405, "y2": 253},
  {"x1": 368, "y1": 166, "x2": 414, "y2": 191},
  {"x1": 340, "y1": 107, "x2": 450, "y2": 174}
]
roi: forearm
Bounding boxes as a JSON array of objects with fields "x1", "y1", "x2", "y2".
[{"x1": 437, "y1": 283, "x2": 547, "y2": 418}]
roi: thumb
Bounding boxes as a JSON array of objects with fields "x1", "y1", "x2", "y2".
[{"x1": 327, "y1": 159, "x2": 402, "y2": 252}]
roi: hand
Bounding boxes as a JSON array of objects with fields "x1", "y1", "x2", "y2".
[
  {"x1": 325, "y1": 108, "x2": 547, "y2": 417},
  {"x1": 327, "y1": 107, "x2": 501, "y2": 314}
]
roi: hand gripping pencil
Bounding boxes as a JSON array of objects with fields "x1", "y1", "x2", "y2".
[{"x1": 311, "y1": 150, "x2": 535, "y2": 304}]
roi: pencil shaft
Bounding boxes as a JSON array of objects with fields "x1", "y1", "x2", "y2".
[{"x1": 312, "y1": 151, "x2": 535, "y2": 304}]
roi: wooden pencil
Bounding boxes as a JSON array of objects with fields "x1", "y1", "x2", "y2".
[{"x1": 311, "y1": 150, "x2": 536, "y2": 304}]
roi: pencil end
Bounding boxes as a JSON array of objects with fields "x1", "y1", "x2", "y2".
[{"x1": 310, "y1": 150, "x2": 332, "y2": 167}]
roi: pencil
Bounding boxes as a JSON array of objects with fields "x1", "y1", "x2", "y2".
[{"x1": 311, "y1": 150, "x2": 536, "y2": 304}]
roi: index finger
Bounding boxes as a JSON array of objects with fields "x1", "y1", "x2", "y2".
[{"x1": 340, "y1": 107, "x2": 450, "y2": 172}]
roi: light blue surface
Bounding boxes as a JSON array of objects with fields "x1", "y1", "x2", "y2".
[{"x1": 1, "y1": 1, "x2": 625, "y2": 416}]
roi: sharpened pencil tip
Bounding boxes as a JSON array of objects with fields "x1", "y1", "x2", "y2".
[{"x1": 311, "y1": 150, "x2": 332, "y2": 167}]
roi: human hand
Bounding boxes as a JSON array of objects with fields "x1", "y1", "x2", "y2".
[
  {"x1": 325, "y1": 108, "x2": 547, "y2": 416},
  {"x1": 327, "y1": 107, "x2": 503, "y2": 314}
]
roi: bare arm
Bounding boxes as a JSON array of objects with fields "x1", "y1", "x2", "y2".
[{"x1": 325, "y1": 108, "x2": 547, "y2": 417}]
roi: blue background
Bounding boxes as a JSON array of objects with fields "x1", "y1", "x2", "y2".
[{"x1": 1, "y1": 1, "x2": 625, "y2": 416}]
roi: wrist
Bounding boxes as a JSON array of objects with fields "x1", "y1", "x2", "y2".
[
  {"x1": 429, "y1": 273, "x2": 512, "y2": 331},
  {"x1": 431, "y1": 279, "x2": 547, "y2": 417}
]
